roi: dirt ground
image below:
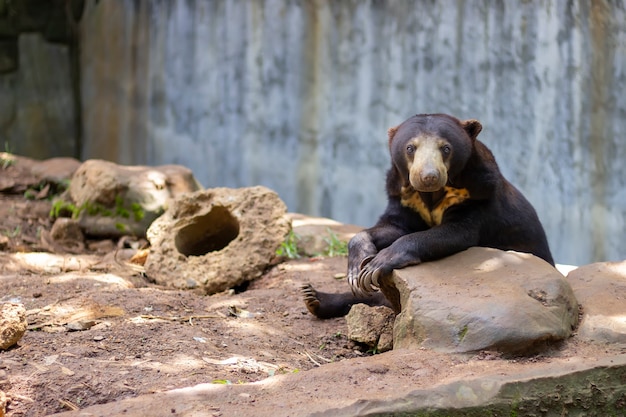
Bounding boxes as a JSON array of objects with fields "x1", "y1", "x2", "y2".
[{"x1": 0, "y1": 192, "x2": 624, "y2": 416}]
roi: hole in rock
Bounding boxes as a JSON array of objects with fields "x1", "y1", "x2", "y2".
[
  {"x1": 175, "y1": 206, "x2": 240, "y2": 257},
  {"x1": 233, "y1": 280, "x2": 250, "y2": 294}
]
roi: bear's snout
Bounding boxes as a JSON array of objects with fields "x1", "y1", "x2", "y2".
[
  {"x1": 410, "y1": 167, "x2": 447, "y2": 192},
  {"x1": 409, "y1": 162, "x2": 448, "y2": 192},
  {"x1": 420, "y1": 169, "x2": 441, "y2": 188}
]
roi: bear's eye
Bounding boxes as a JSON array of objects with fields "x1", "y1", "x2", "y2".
[
  {"x1": 406, "y1": 144, "x2": 416, "y2": 155},
  {"x1": 441, "y1": 145, "x2": 451, "y2": 156}
]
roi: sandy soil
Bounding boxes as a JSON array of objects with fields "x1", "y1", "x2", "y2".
[
  {"x1": 0, "y1": 193, "x2": 373, "y2": 416},
  {"x1": 0, "y1": 193, "x2": 623, "y2": 417}
]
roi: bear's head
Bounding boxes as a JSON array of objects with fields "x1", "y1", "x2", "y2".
[{"x1": 388, "y1": 114, "x2": 482, "y2": 192}]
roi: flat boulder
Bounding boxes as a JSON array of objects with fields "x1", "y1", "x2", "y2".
[
  {"x1": 566, "y1": 260, "x2": 626, "y2": 343},
  {"x1": 145, "y1": 186, "x2": 291, "y2": 294},
  {"x1": 387, "y1": 247, "x2": 579, "y2": 353},
  {"x1": 0, "y1": 152, "x2": 80, "y2": 195}
]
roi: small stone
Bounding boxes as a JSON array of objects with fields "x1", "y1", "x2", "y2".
[
  {"x1": 0, "y1": 235, "x2": 9, "y2": 250},
  {"x1": 346, "y1": 304, "x2": 395, "y2": 352},
  {"x1": 93, "y1": 335, "x2": 105, "y2": 342},
  {"x1": 0, "y1": 303, "x2": 27, "y2": 350},
  {"x1": 42, "y1": 325, "x2": 68, "y2": 333},
  {"x1": 0, "y1": 389, "x2": 7, "y2": 417},
  {"x1": 50, "y1": 218, "x2": 84, "y2": 242},
  {"x1": 65, "y1": 320, "x2": 96, "y2": 331},
  {"x1": 91, "y1": 321, "x2": 111, "y2": 331}
]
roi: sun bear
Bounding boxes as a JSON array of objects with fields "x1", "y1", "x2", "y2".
[{"x1": 302, "y1": 113, "x2": 554, "y2": 319}]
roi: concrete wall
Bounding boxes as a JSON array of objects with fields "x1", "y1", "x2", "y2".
[
  {"x1": 0, "y1": 0, "x2": 82, "y2": 158},
  {"x1": 53, "y1": 1, "x2": 626, "y2": 264}
]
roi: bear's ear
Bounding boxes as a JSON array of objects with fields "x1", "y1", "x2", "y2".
[
  {"x1": 461, "y1": 119, "x2": 482, "y2": 140},
  {"x1": 387, "y1": 126, "x2": 399, "y2": 148}
]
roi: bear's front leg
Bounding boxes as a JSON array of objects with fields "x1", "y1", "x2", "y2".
[
  {"x1": 355, "y1": 223, "x2": 480, "y2": 294},
  {"x1": 356, "y1": 239, "x2": 422, "y2": 294},
  {"x1": 347, "y1": 231, "x2": 378, "y2": 294},
  {"x1": 347, "y1": 222, "x2": 411, "y2": 295}
]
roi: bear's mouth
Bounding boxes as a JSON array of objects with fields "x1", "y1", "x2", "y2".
[
  {"x1": 409, "y1": 171, "x2": 448, "y2": 193},
  {"x1": 413, "y1": 183, "x2": 445, "y2": 193}
]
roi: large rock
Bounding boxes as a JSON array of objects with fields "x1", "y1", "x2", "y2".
[
  {"x1": 0, "y1": 303, "x2": 27, "y2": 350},
  {"x1": 0, "y1": 153, "x2": 80, "y2": 194},
  {"x1": 51, "y1": 351, "x2": 626, "y2": 417},
  {"x1": 385, "y1": 247, "x2": 579, "y2": 354},
  {"x1": 289, "y1": 213, "x2": 361, "y2": 257},
  {"x1": 63, "y1": 159, "x2": 201, "y2": 237},
  {"x1": 145, "y1": 186, "x2": 291, "y2": 294},
  {"x1": 566, "y1": 260, "x2": 626, "y2": 343}
]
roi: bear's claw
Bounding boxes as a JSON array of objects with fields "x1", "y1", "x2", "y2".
[{"x1": 301, "y1": 284, "x2": 321, "y2": 315}]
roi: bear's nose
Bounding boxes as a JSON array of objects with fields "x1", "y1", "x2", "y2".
[{"x1": 420, "y1": 170, "x2": 440, "y2": 187}]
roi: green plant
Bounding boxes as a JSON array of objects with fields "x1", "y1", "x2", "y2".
[
  {"x1": 50, "y1": 200, "x2": 80, "y2": 219},
  {"x1": 23, "y1": 181, "x2": 47, "y2": 200},
  {"x1": 23, "y1": 188, "x2": 37, "y2": 200},
  {"x1": 130, "y1": 202, "x2": 145, "y2": 221},
  {"x1": 276, "y1": 230, "x2": 301, "y2": 259},
  {"x1": 458, "y1": 324, "x2": 469, "y2": 342},
  {"x1": 211, "y1": 379, "x2": 231, "y2": 385},
  {"x1": 114, "y1": 195, "x2": 130, "y2": 218},
  {"x1": 24, "y1": 179, "x2": 71, "y2": 201},
  {"x1": 3, "y1": 225, "x2": 20, "y2": 238},
  {"x1": 1, "y1": 141, "x2": 15, "y2": 169},
  {"x1": 211, "y1": 379, "x2": 245, "y2": 385},
  {"x1": 50, "y1": 195, "x2": 146, "y2": 224},
  {"x1": 366, "y1": 346, "x2": 380, "y2": 355},
  {"x1": 322, "y1": 228, "x2": 348, "y2": 257}
]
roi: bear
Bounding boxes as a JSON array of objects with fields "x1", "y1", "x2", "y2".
[{"x1": 302, "y1": 113, "x2": 554, "y2": 319}]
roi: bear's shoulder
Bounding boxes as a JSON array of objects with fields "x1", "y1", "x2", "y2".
[{"x1": 451, "y1": 140, "x2": 502, "y2": 199}]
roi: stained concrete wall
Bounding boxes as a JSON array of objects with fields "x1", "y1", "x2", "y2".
[
  {"x1": 21, "y1": 0, "x2": 626, "y2": 265},
  {"x1": 0, "y1": 0, "x2": 82, "y2": 158}
]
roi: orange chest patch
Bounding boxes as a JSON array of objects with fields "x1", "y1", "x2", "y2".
[{"x1": 400, "y1": 186, "x2": 470, "y2": 227}]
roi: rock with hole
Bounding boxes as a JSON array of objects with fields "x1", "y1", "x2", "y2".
[{"x1": 145, "y1": 186, "x2": 291, "y2": 294}]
